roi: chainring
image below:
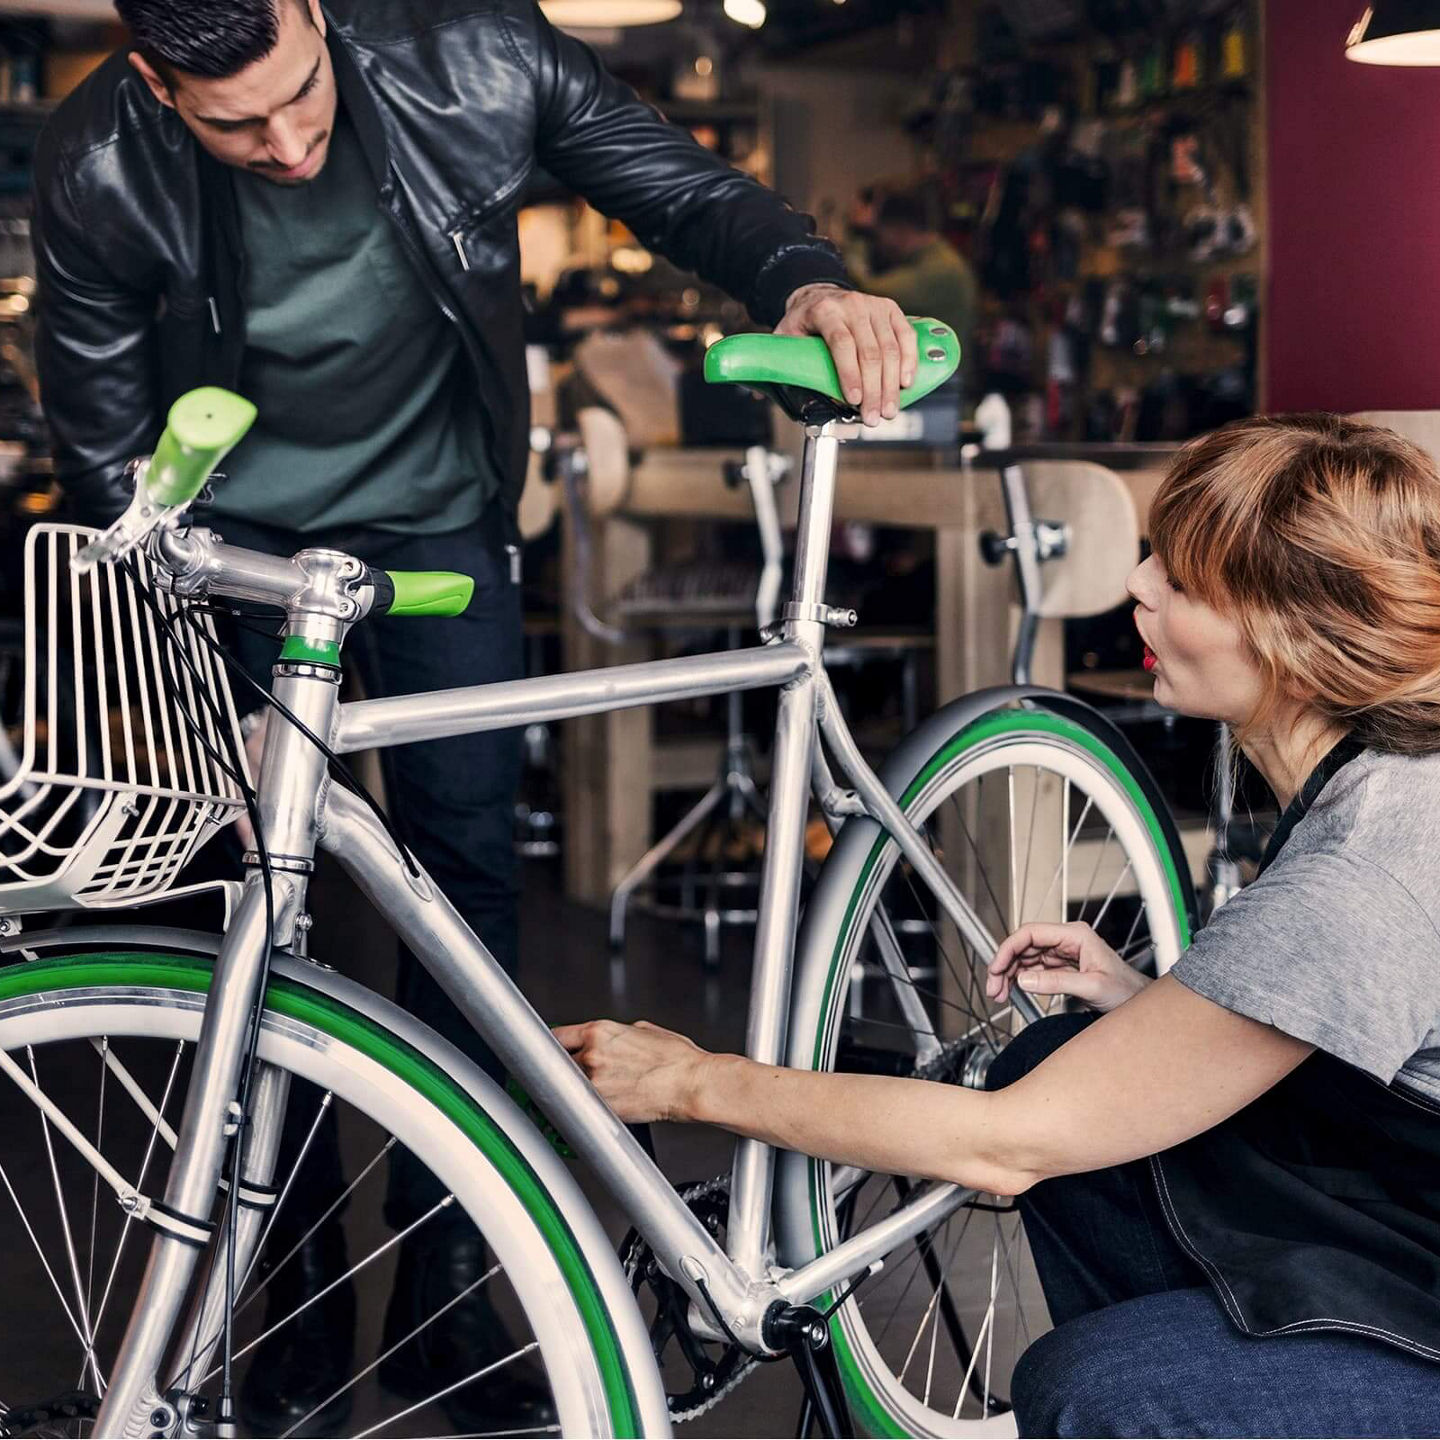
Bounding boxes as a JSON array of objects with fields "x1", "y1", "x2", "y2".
[{"x1": 620, "y1": 1177, "x2": 760, "y2": 1423}]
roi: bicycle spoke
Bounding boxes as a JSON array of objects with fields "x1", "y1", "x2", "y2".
[
  {"x1": 447, "y1": 1430, "x2": 560, "y2": 1439},
  {"x1": 1007, "y1": 769, "x2": 1019, "y2": 928},
  {"x1": 238, "y1": 1090, "x2": 335, "y2": 1297},
  {"x1": 281, "y1": 1263, "x2": 502, "y2": 1438},
  {"x1": 90, "y1": 1040, "x2": 186, "y2": 1353},
  {"x1": 352, "y1": 1342, "x2": 541, "y2": 1440},
  {"x1": 896, "y1": 1214, "x2": 971, "y2": 1386},
  {"x1": 85, "y1": 1040, "x2": 107, "y2": 1323},
  {"x1": 88, "y1": 1038, "x2": 178, "y2": 1151},
  {"x1": 1018, "y1": 765, "x2": 1041, "y2": 922},
  {"x1": 0, "y1": 1156, "x2": 92, "y2": 1361},
  {"x1": 203, "y1": 1193, "x2": 456, "y2": 1383},
  {"x1": 951, "y1": 1243, "x2": 1000, "y2": 1421},
  {"x1": 1028, "y1": 794, "x2": 1095, "y2": 926},
  {"x1": 1073, "y1": 827, "x2": 1114, "y2": 927},
  {"x1": 26, "y1": 1048, "x2": 102, "y2": 1393},
  {"x1": 1089, "y1": 855, "x2": 1135, "y2": 935},
  {"x1": 235, "y1": 1135, "x2": 396, "y2": 1316}
]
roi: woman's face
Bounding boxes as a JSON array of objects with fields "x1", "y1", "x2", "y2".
[{"x1": 1127, "y1": 554, "x2": 1266, "y2": 727}]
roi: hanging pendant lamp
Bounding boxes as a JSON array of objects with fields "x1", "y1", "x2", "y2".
[
  {"x1": 539, "y1": 0, "x2": 682, "y2": 26},
  {"x1": 1346, "y1": 3, "x2": 1440, "y2": 64}
]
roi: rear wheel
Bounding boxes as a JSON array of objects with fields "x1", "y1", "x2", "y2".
[
  {"x1": 0, "y1": 950, "x2": 667, "y2": 1437},
  {"x1": 782, "y1": 699, "x2": 1194, "y2": 1436}
]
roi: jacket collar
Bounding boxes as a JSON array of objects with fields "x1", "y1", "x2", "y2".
[{"x1": 323, "y1": 11, "x2": 391, "y2": 196}]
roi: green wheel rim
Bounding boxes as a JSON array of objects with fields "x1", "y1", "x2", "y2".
[
  {"x1": 0, "y1": 952, "x2": 645, "y2": 1438},
  {"x1": 809, "y1": 707, "x2": 1193, "y2": 1435}
]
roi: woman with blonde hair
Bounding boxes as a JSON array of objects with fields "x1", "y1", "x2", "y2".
[{"x1": 560, "y1": 413, "x2": 1440, "y2": 1437}]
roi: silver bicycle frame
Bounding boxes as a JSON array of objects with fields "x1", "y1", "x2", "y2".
[{"x1": 96, "y1": 424, "x2": 1007, "y2": 1430}]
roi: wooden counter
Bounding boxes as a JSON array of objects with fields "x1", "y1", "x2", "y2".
[{"x1": 561, "y1": 437, "x2": 1177, "y2": 906}]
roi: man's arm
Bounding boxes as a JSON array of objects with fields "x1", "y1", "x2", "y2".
[
  {"x1": 558, "y1": 976, "x2": 1314, "y2": 1197},
  {"x1": 523, "y1": 13, "x2": 918, "y2": 422},
  {"x1": 529, "y1": 16, "x2": 844, "y2": 324},
  {"x1": 33, "y1": 130, "x2": 160, "y2": 525}
]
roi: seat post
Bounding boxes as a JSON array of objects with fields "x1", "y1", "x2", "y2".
[{"x1": 788, "y1": 423, "x2": 840, "y2": 625}]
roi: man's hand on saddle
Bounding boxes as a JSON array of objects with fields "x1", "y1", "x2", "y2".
[{"x1": 775, "y1": 285, "x2": 918, "y2": 429}]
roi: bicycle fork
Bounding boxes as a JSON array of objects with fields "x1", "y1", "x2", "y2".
[{"x1": 96, "y1": 668, "x2": 335, "y2": 1436}]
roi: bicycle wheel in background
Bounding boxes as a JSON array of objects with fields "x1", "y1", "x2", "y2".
[
  {"x1": 779, "y1": 691, "x2": 1195, "y2": 1437},
  {"x1": 0, "y1": 945, "x2": 668, "y2": 1439}
]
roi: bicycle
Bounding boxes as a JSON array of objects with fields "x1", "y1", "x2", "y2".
[{"x1": 0, "y1": 319, "x2": 1195, "y2": 1438}]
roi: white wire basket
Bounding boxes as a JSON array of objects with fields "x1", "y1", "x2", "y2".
[{"x1": 0, "y1": 524, "x2": 250, "y2": 912}]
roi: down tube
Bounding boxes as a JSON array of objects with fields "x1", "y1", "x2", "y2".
[{"x1": 317, "y1": 786, "x2": 781, "y2": 1348}]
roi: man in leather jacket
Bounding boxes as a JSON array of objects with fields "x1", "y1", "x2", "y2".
[{"x1": 32, "y1": 0, "x2": 916, "y2": 1431}]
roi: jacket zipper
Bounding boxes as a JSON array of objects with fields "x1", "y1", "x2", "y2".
[{"x1": 450, "y1": 230, "x2": 471, "y2": 272}]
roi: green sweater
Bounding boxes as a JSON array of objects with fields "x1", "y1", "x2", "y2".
[
  {"x1": 212, "y1": 109, "x2": 496, "y2": 535},
  {"x1": 847, "y1": 238, "x2": 977, "y2": 352}
]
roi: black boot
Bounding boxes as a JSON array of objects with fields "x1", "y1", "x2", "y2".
[
  {"x1": 238, "y1": 1221, "x2": 356, "y2": 1438},
  {"x1": 377, "y1": 1229, "x2": 556, "y2": 1431}
]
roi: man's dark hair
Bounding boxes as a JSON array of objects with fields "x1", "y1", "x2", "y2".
[
  {"x1": 115, "y1": 0, "x2": 307, "y2": 81},
  {"x1": 877, "y1": 192, "x2": 933, "y2": 233}
]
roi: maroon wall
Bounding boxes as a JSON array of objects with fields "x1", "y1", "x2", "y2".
[{"x1": 1266, "y1": 0, "x2": 1440, "y2": 410}]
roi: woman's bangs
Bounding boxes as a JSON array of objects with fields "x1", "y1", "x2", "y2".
[{"x1": 1149, "y1": 471, "x2": 1236, "y2": 605}]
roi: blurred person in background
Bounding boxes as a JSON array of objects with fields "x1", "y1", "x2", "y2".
[{"x1": 848, "y1": 188, "x2": 977, "y2": 360}]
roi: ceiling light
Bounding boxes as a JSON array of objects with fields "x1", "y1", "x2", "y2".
[
  {"x1": 1346, "y1": 3, "x2": 1440, "y2": 63},
  {"x1": 723, "y1": 0, "x2": 766, "y2": 27},
  {"x1": 540, "y1": 0, "x2": 682, "y2": 26}
]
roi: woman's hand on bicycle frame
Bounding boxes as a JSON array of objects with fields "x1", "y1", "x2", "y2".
[
  {"x1": 555, "y1": 1018, "x2": 712, "y2": 1124},
  {"x1": 986, "y1": 921, "x2": 1150, "y2": 1013}
]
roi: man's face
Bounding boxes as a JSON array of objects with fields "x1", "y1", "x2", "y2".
[{"x1": 130, "y1": 0, "x2": 338, "y2": 185}]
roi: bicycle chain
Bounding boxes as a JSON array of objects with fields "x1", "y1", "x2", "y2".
[
  {"x1": 621, "y1": 1175, "x2": 759, "y2": 1423},
  {"x1": 0, "y1": 1389, "x2": 99, "y2": 1437},
  {"x1": 622, "y1": 1040, "x2": 979, "y2": 1424}
]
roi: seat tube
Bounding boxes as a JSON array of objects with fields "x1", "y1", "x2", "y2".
[{"x1": 728, "y1": 423, "x2": 838, "y2": 1281}]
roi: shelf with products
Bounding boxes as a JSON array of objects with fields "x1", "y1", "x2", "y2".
[{"x1": 914, "y1": 2, "x2": 1266, "y2": 443}]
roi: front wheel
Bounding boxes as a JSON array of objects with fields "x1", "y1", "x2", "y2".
[
  {"x1": 0, "y1": 947, "x2": 668, "y2": 1438},
  {"x1": 779, "y1": 692, "x2": 1195, "y2": 1436}
]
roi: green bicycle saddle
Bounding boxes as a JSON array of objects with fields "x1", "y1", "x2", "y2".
[{"x1": 703, "y1": 316, "x2": 961, "y2": 425}]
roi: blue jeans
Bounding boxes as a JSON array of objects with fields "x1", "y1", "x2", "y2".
[
  {"x1": 987, "y1": 1014, "x2": 1440, "y2": 1437},
  {"x1": 215, "y1": 504, "x2": 523, "y2": 1230}
]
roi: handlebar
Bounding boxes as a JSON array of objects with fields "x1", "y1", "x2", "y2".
[
  {"x1": 74, "y1": 387, "x2": 476, "y2": 625},
  {"x1": 368, "y1": 569, "x2": 475, "y2": 618},
  {"x1": 146, "y1": 387, "x2": 257, "y2": 507}
]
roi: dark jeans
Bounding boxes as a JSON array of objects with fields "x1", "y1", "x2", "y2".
[
  {"x1": 987, "y1": 1014, "x2": 1440, "y2": 1438},
  {"x1": 214, "y1": 504, "x2": 522, "y2": 1234}
]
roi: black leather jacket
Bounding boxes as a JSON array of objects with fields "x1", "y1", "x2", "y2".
[{"x1": 32, "y1": 0, "x2": 849, "y2": 524}]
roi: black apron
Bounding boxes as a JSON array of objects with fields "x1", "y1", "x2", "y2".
[{"x1": 1151, "y1": 737, "x2": 1440, "y2": 1362}]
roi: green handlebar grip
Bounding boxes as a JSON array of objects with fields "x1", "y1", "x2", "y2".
[
  {"x1": 703, "y1": 316, "x2": 962, "y2": 410},
  {"x1": 146, "y1": 387, "x2": 258, "y2": 507},
  {"x1": 382, "y1": 571, "x2": 476, "y2": 618}
]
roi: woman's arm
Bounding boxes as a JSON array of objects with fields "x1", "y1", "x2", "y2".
[{"x1": 556, "y1": 975, "x2": 1313, "y2": 1196}]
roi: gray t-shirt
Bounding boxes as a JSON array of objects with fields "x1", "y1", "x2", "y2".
[{"x1": 1172, "y1": 748, "x2": 1440, "y2": 1103}]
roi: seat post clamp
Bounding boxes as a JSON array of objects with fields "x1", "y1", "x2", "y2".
[{"x1": 782, "y1": 602, "x2": 857, "y2": 629}]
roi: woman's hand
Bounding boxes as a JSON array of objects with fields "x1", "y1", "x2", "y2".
[
  {"x1": 985, "y1": 921, "x2": 1150, "y2": 1014},
  {"x1": 554, "y1": 1019, "x2": 714, "y2": 1124}
]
